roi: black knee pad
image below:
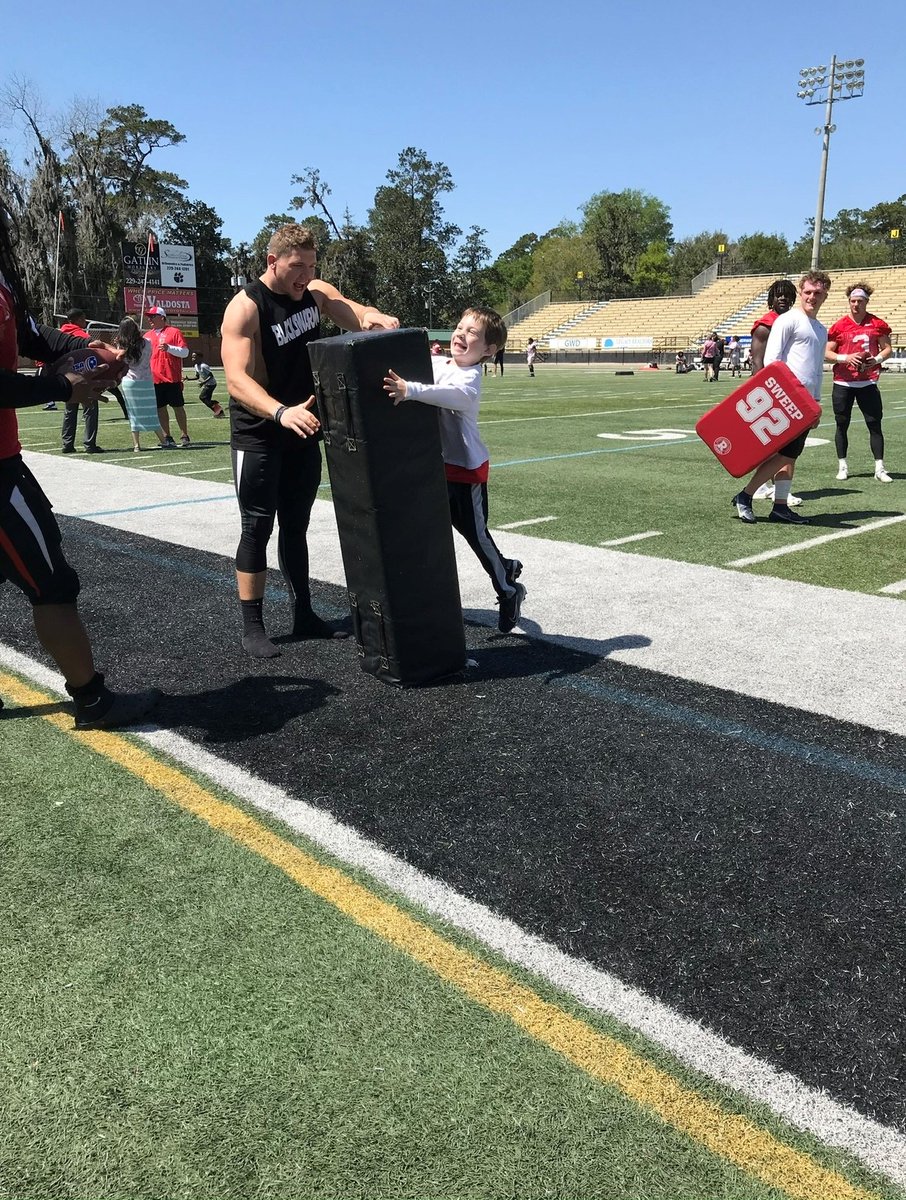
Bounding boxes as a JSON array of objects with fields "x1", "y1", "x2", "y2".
[{"x1": 236, "y1": 516, "x2": 274, "y2": 574}]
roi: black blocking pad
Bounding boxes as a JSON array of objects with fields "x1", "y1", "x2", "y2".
[{"x1": 309, "y1": 328, "x2": 466, "y2": 686}]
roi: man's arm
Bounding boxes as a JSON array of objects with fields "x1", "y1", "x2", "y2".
[
  {"x1": 1, "y1": 317, "x2": 122, "y2": 409},
  {"x1": 220, "y1": 291, "x2": 319, "y2": 438},
  {"x1": 867, "y1": 333, "x2": 892, "y2": 369},
  {"x1": 750, "y1": 325, "x2": 770, "y2": 372},
  {"x1": 309, "y1": 280, "x2": 399, "y2": 332},
  {"x1": 160, "y1": 327, "x2": 190, "y2": 359}
]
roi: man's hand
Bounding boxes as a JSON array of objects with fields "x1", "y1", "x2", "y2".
[
  {"x1": 280, "y1": 396, "x2": 321, "y2": 438},
  {"x1": 362, "y1": 310, "x2": 400, "y2": 331},
  {"x1": 383, "y1": 370, "x2": 408, "y2": 404}
]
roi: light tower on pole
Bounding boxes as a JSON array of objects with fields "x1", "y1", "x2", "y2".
[{"x1": 797, "y1": 57, "x2": 865, "y2": 269}]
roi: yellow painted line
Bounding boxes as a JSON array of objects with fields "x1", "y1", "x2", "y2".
[{"x1": 0, "y1": 670, "x2": 884, "y2": 1200}]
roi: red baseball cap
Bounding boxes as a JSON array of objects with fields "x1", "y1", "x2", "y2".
[{"x1": 146, "y1": 305, "x2": 167, "y2": 316}]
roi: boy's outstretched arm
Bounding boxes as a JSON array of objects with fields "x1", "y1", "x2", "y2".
[{"x1": 382, "y1": 368, "x2": 479, "y2": 412}]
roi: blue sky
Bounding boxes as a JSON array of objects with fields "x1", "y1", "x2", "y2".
[{"x1": 4, "y1": 0, "x2": 903, "y2": 260}]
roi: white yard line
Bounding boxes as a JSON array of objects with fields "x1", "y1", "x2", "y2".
[
  {"x1": 727, "y1": 514, "x2": 906, "y2": 568},
  {"x1": 601, "y1": 531, "x2": 663, "y2": 547},
  {"x1": 18, "y1": 441, "x2": 56, "y2": 449},
  {"x1": 175, "y1": 466, "x2": 233, "y2": 476},
  {"x1": 497, "y1": 515, "x2": 557, "y2": 529},
  {"x1": 481, "y1": 401, "x2": 711, "y2": 426},
  {"x1": 880, "y1": 578, "x2": 906, "y2": 595}
]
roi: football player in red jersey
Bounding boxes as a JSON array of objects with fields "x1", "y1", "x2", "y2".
[
  {"x1": 748, "y1": 280, "x2": 804, "y2": 507},
  {"x1": 825, "y1": 283, "x2": 893, "y2": 483}
]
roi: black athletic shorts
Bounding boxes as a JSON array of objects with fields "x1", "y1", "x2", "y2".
[
  {"x1": 832, "y1": 383, "x2": 882, "y2": 421},
  {"x1": 0, "y1": 456, "x2": 80, "y2": 605},
  {"x1": 777, "y1": 430, "x2": 808, "y2": 460},
  {"x1": 155, "y1": 381, "x2": 185, "y2": 408}
]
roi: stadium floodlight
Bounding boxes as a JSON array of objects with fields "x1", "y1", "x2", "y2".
[{"x1": 798, "y1": 54, "x2": 866, "y2": 268}]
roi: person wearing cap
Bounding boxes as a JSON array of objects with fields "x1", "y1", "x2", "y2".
[
  {"x1": 826, "y1": 283, "x2": 893, "y2": 483},
  {"x1": 144, "y1": 306, "x2": 190, "y2": 447},
  {"x1": 58, "y1": 308, "x2": 103, "y2": 454}
]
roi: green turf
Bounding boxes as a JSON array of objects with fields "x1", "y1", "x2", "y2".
[
  {"x1": 2, "y1": 694, "x2": 903, "y2": 1200},
  {"x1": 15, "y1": 366, "x2": 906, "y2": 597}
]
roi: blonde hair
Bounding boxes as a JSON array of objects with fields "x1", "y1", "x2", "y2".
[
  {"x1": 267, "y1": 223, "x2": 317, "y2": 259},
  {"x1": 799, "y1": 270, "x2": 832, "y2": 292}
]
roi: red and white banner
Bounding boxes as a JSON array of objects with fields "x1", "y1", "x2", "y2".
[{"x1": 123, "y1": 286, "x2": 199, "y2": 336}]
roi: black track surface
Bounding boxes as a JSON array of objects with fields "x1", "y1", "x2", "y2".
[{"x1": 3, "y1": 516, "x2": 905, "y2": 1131}]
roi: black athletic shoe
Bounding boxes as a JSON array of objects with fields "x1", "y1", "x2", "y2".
[
  {"x1": 768, "y1": 504, "x2": 810, "y2": 525},
  {"x1": 731, "y1": 491, "x2": 756, "y2": 523},
  {"x1": 73, "y1": 688, "x2": 161, "y2": 730},
  {"x1": 61, "y1": 444, "x2": 76, "y2": 454},
  {"x1": 84, "y1": 444, "x2": 105, "y2": 454},
  {"x1": 498, "y1": 582, "x2": 527, "y2": 633}
]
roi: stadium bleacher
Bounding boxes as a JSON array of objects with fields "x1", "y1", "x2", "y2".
[{"x1": 506, "y1": 265, "x2": 906, "y2": 352}]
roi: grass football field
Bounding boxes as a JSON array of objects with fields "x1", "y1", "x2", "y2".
[{"x1": 2, "y1": 364, "x2": 904, "y2": 1200}]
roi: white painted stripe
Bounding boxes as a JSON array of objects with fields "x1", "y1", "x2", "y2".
[
  {"x1": 174, "y1": 466, "x2": 233, "y2": 476},
  {"x1": 601, "y1": 531, "x2": 663, "y2": 547},
  {"x1": 497, "y1": 515, "x2": 557, "y2": 529},
  {"x1": 100, "y1": 455, "x2": 166, "y2": 465},
  {"x1": 2, "y1": 641, "x2": 905, "y2": 1190},
  {"x1": 727, "y1": 514, "x2": 906, "y2": 568},
  {"x1": 18, "y1": 442, "x2": 57, "y2": 449},
  {"x1": 880, "y1": 578, "x2": 906, "y2": 595},
  {"x1": 149, "y1": 459, "x2": 192, "y2": 468},
  {"x1": 9, "y1": 487, "x2": 54, "y2": 570}
]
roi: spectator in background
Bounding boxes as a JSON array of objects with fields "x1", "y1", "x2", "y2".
[
  {"x1": 112, "y1": 317, "x2": 166, "y2": 453},
  {"x1": 145, "y1": 306, "x2": 190, "y2": 447},
  {"x1": 712, "y1": 331, "x2": 725, "y2": 382},
  {"x1": 59, "y1": 308, "x2": 102, "y2": 454},
  {"x1": 675, "y1": 350, "x2": 689, "y2": 374},
  {"x1": 701, "y1": 333, "x2": 717, "y2": 382},
  {"x1": 430, "y1": 341, "x2": 443, "y2": 356},
  {"x1": 526, "y1": 337, "x2": 538, "y2": 377},
  {"x1": 727, "y1": 336, "x2": 742, "y2": 377},
  {"x1": 493, "y1": 346, "x2": 505, "y2": 376},
  {"x1": 190, "y1": 352, "x2": 226, "y2": 417}
]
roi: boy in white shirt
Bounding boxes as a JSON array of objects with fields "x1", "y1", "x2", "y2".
[{"x1": 383, "y1": 307, "x2": 526, "y2": 632}]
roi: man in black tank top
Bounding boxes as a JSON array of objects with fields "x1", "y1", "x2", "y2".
[{"x1": 221, "y1": 223, "x2": 398, "y2": 658}]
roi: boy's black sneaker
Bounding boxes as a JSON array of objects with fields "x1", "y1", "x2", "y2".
[
  {"x1": 505, "y1": 558, "x2": 523, "y2": 587},
  {"x1": 768, "y1": 505, "x2": 810, "y2": 525},
  {"x1": 731, "y1": 491, "x2": 756, "y2": 523},
  {"x1": 498, "y1": 582, "x2": 527, "y2": 633},
  {"x1": 73, "y1": 688, "x2": 161, "y2": 730}
]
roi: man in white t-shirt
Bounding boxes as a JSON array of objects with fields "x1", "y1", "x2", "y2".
[{"x1": 731, "y1": 270, "x2": 832, "y2": 526}]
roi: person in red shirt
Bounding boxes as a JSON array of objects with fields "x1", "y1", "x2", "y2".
[
  {"x1": 0, "y1": 207, "x2": 159, "y2": 727},
  {"x1": 58, "y1": 308, "x2": 104, "y2": 454},
  {"x1": 748, "y1": 279, "x2": 803, "y2": 508},
  {"x1": 144, "y1": 305, "x2": 191, "y2": 447},
  {"x1": 825, "y1": 283, "x2": 893, "y2": 483}
]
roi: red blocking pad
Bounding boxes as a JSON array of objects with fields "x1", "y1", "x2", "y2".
[{"x1": 695, "y1": 362, "x2": 822, "y2": 477}]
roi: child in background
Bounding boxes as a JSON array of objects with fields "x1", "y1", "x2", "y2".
[{"x1": 383, "y1": 307, "x2": 526, "y2": 633}]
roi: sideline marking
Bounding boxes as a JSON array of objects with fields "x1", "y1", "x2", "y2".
[
  {"x1": 0, "y1": 666, "x2": 888, "y2": 1200},
  {"x1": 726, "y1": 514, "x2": 906, "y2": 568},
  {"x1": 497, "y1": 515, "x2": 557, "y2": 529},
  {"x1": 481, "y1": 401, "x2": 712, "y2": 426},
  {"x1": 880, "y1": 578, "x2": 906, "y2": 595},
  {"x1": 175, "y1": 466, "x2": 233, "y2": 476},
  {"x1": 601, "y1": 531, "x2": 663, "y2": 546},
  {"x1": 496, "y1": 439, "x2": 697, "y2": 468}
]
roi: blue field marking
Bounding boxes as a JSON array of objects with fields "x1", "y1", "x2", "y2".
[
  {"x1": 75, "y1": 482, "x2": 332, "y2": 519},
  {"x1": 554, "y1": 675, "x2": 906, "y2": 795}
]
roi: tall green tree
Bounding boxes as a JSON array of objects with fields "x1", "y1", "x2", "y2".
[
  {"x1": 368, "y1": 147, "x2": 460, "y2": 325},
  {"x1": 164, "y1": 199, "x2": 230, "y2": 335},
  {"x1": 486, "y1": 233, "x2": 539, "y2": 311},
  {"x1": 668, "y1": 230, "x2": 728, "y2": 291},
  {"x1": 446, "y1": 225, "x2": 492, "y2": 317},
  {"x1": 581, "y1": 189, "x2": 672, "y2": 297},
  {"x1": 734, "y1": 232, "x2": 790, "y2": 275}
]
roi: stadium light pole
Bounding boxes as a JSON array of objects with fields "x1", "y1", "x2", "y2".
[{"x1": 797, "y1": 56, "x2": 865, "y2": 269}]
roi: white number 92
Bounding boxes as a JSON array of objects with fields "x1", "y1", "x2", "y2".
[{"x1": 736, "y1": 386, "x2": 790, "y2": 446}]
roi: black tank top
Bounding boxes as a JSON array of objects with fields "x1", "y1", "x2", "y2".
[{"x1": 230, "y1": 279, "x2": 322, "y2": 449}]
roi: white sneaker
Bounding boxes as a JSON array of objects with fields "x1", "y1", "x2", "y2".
[
  {"x1": 753, "y1": 483, "x2": 774, "y2": 500},
  {"x1": 788, "y1": 493, "x2": 803, "y2": 507},
  {"x1": 875, "y1": 468, "x2": 893, "y2": 483},
  {"x1": 836, "y1": 463, "x2": 848, "y2": 481}
]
